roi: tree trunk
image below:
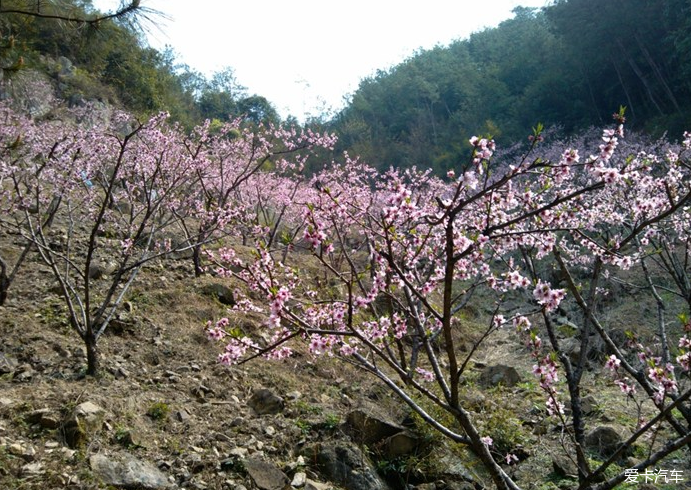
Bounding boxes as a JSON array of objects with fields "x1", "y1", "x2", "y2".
[
  {"x1": 0, "y1": 256, "x2": 8, "y2": 305},
  {"x1": 0, "y1": 272, "x2": 9, "y2": 306},
  {"x1": 193, "y1": 243, "x2": 204, "y2": 277},
  {"x1": 85, "y1": 334, "x2": 100, "y2": 377}
]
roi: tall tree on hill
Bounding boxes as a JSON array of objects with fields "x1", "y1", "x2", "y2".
[{"x1": 545, "y1": 0, "x2": 691, "y2": 133}]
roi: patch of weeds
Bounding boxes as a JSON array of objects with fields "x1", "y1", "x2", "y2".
[
  {"x1": 162, "y1": 436, "x2": 183, "y2": 455},
  {"x1": 516, "y1": 380, "x2": 537, "y2": 391},
  {"x1": 557, "y1": 322, "x2": 578, "y2": 337},
  {"x1": 76, "y1": 466, "x2": 96, "y2": 484},
  {"x1": 587, "y1": 458, "x2": 622, "y2": 481},
  {"x1": 294, "y1": 400, "x2": 322, "y2": 415},
  {"x1": 295, "y1": 419, "x2": 311, "y2": 435},
  {"x1": 113, "y1": 426, "x2": 140, "y2": 449},
  {"x1": 146, "y1": 402, "x2": 170, "y2": 423},
  {"x1": 0, "y1": 445, "x2": 16, "y2": 477},
  {"x1": 478, "y1": 406, "x2": 526, "y2": 455},
  {"x1": 375, "y1": 451, "x2": 441, "y2": 487},
  {"x1": 322, "y1": 413, "x2": 340, "y2": 430},
  {"x1": 37, "y1": 300, "x2": 69, "y2": 328},
  {"x1": 128, "y1": 289, "x2": 151, "y2": 307},
  {"x1": 309, "y1": 413, "x2": 341, "y2": 433}
]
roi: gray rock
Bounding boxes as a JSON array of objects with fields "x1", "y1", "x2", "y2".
[
  {"x1": 8, "y1": 69, "x2": 55, "y2": 118},
  {"x1": 381, "y1": 431, "x2": 422, "y2": 458},
  {"x1": 0, "y1": 397, "x2": 16, "y2": 407},
  {"x1": 200, "y1": 282, "x2": 236, "y2": 306},
  {"x1": 346, "y1": 406, "x2": 405, "y2": 445},
  {"x1": 585, "y1": 426, "x2": 624, "y2": 458},
  {"x1": 57, "y1": 56, "x2": 75, "y2": 77},
  {"x1": 74, "y1": 401, "x2": 106, "y2": 431},
  {"x1": 88, "y1": 263, "x2": 108, "y2": 280},
  {"x1": 304, "y1": 480, "x2": 333, "y2": 490},
  {"x1": 115, "y1": 429, "x2": 146, "y2": 449},
  {"x1": 176, "y1": 409, "x2": 191, "y2": 423},
  {"x1": 90, "y1": 453, "x2": 172, "y2": 489},
  {"x1": 63, "y1": 401, "x2": 106, "y2": 449},
  {"x1": 581, "y1": 395, "x2": 599, "y2": 415},
  {"x1": 424, "y1": 447, "x2": 477, "y2": 483},
  {"x1": 313, "y1": 442, "x2": 390, "y2": 490},
  {"x1": 0, "y1": 353, "x2": 17, "y2": 375},
  {"x1": 291, "y1": 471, "x2": 307, "y2": 487},
  {"x1": 243, "y1": 458, "x2": 289, "y2": 490},
  {"x1": 8, "y1": 442, "x2": 36, "y2": 462},
  {"x1": 20, "y1": 462, "x2": 44, "y2": 477},
  {"x1": 478, "y1": 364, "x2": 521, "y2": 388},
  {"x1": 560, "y1": 337, "x2": 582, "y2": 365},
  {"x1": 552, "y1": 453, "x2": 578, "y2": 478},
  {"x1": 26, "y1": 408, "x2": 61, "y2": 429},
  {"x1": 12, "y1": 363, "x2": 34, "y2": 382},
  {"x1": 248, "y1": 388, "x2": 284, "y2": 416}
]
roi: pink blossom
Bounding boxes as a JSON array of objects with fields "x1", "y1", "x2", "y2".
[
  {"x1": 604, "y1": 355, "x2": 621, "y2": 371},
  {"x1": 415, "y1": 367, "x2": 436, "y2": 382}
]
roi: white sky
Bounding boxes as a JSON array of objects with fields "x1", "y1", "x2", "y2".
[{"x1": 93, "y1": 0, "x2": 550, "y2": 121}]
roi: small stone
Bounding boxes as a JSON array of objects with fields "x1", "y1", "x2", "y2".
[
  {"x1": 229, "y1": 447, "x2": 249, "y2": 459},
  {"x1": 244, "y1": 458, "x2": 289, "y2": 490},
  {"x1": 40, "y1": 413, "x2": 61, "y2": 429},
  {"x1": 304, "y1": 479, "x2": 333, "y2": 490},
  {"x1": 60, "y1": 447, "x2": 77, "y2": 460},
  {"x1": 248, "y1": 389, "x2": 284, "y2": 416},
  {"x1": 581, "y1": 395, "x2": 599, "y2": 415},
  {"x1": 552, "y1": 453, "x2": 578, "y2": 477},
  {"x1": 176, "y1": 410, "x2": 191, "y2": 423},
  {"x1": 264, "y1": 426, "x2": 276, "y2": 437},
  {"x1": 291, "y1": 472, "x2": 307, "y2": 487},
  {"x1": 21, "y1": 462, "x2": 44, "y2": 476},
  {"x1": 88, "y1": 263, "x2": 107, "y2": 280},
  {"x1": 0, "y1": 397, "x2": 16, "y2": 407},
  {"x1": 9, "y1": 443, "x2": 36, "y2": 461},
  {"x1": 200, "y1": 283, "x2": 236, "y2": 306},
  {"x1": 13, "y1": 364, "x2": 34, "y2": 382},
  {"x1": 0, "y1": 354, "x2": 17, "y2": 375}
]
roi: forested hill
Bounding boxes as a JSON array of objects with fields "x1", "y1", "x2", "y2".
[
  {"x1": 330, "y1": 0, "x2": 691, "y2": 173},
  {"x1": 1, "y1": 0, "x2": 690, "y2": 176},
  {"x1": 0, "y1": 0, "x2": 281, "y2": 129}
]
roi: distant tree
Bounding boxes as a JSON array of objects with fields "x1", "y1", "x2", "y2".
[{"x1": 236, "y1": 95, "x2": 279, "y2": 126}]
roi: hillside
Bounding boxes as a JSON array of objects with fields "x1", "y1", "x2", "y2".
[
  {"x1": 2, "y1": 2, "x2": 691, "y2": 490},
  {"x1": 3, "y1": 227, "x2": 686, "y2": 490}
]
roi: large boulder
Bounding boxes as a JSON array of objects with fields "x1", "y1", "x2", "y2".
[
  {"x1": 90, "y1": 453, "x2": 172, "y2": 489},
  {"x1": 585, "y1": 426, "x2": 624, "y2": 458},
  {"x1": 248, "y1": 388, "x2": 284, "y2": 415},
  {"x1": 478, "y1": 364, "x2": 521, "y2": 388},
  {"x1": 244, "y1": 458, "x2": 290, "y2": 490},
  {"x1": 312, "y1": 442, "x2": 390, "y2": 490},
  {"x1": 63, "y1": 401, "x2": 106, "y2": 449},
  {"x1": 346, "y1": 404, "x2": 406, "y2": 445}
]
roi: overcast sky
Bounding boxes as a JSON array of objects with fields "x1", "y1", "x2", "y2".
[{"x1": 93, "y1": 0, "x2": 550, "y2": 120}]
